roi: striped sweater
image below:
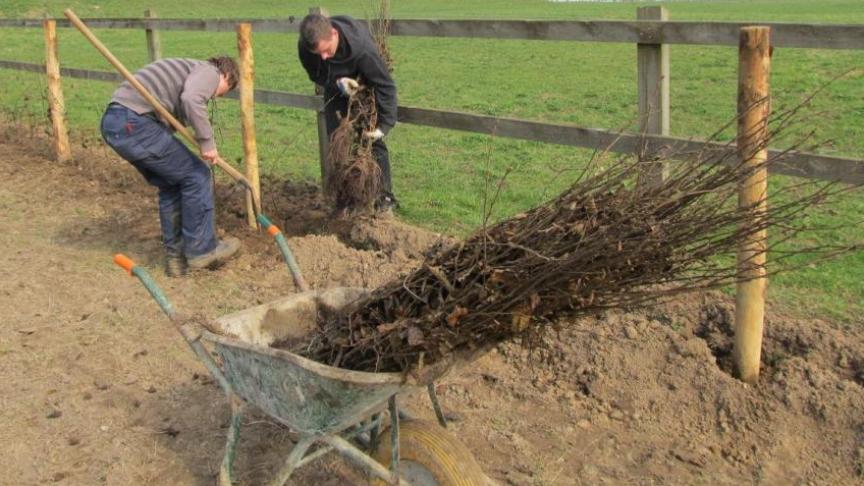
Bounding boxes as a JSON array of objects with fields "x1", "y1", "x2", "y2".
[{"x1": 111, "y1": 58, "x2": 220, "y2": 152}]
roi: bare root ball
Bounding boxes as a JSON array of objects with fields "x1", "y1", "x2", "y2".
[{"x1": 326, "y1": 108, "x2": 381, "y2": 213}]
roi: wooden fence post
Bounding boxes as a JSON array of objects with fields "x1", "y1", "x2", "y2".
[
  {"x1": 310, "y1": 6, "x2": 330, "y2": 194},
  {"x1": 237, "y1": 23, "x2": 260, "y2": 228},
  {"x1": 636, "y1": 6, "x2": 670, "y2": 187},
  {"x1": 43, "y1": 19, "x2": 72, "y2": 163},
  {"x1": 145, "y1": 9, "x2": 162, "y2": 62},
  {"x1": 734, "y1": 26, "x2": 771, "y2": 385}
]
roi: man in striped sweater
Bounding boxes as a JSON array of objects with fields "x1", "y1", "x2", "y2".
[{"x1": 100, "y1": 56, "x2": 241, "y2": 277}]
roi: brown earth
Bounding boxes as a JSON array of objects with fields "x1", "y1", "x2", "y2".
[{"x1": 1, "y1": 126, "x2": 862, "y2": 485}]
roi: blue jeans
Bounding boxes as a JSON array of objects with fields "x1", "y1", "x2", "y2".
[{"x1": 100, "y1": 103, "x2": 217, "y2": 258}]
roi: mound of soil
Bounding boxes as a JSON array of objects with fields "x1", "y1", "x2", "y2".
[
  {"x1": 0, "y1": 124, "x2": 861, "y2": 485},
  {"x1": 215, "y1": 175, "x2": 447, "y2": 260}
]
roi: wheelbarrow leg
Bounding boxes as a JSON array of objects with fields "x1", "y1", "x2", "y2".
[
  {"x1": 320, "y1": 435, "x2": 411, "y2": 486},
  {"x1": 368, "y1": 412, "x2": 382, "y2": 452},
  {"x1": 389, "y1": 395, "x2": 400, "y2": 485},
  {"x1": 218, "y1": 398, "x2": 246, "y2": 486},
  {"x1": 427, "y1": 382, "x2": 448, "y2": 428},
  {"x1": 269, "y1": 435, "x2": 317, "y2": 486}
]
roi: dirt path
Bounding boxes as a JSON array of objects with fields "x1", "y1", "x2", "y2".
[{"x1": 1, "y1": 128, "x2": 862, "y2": 485}]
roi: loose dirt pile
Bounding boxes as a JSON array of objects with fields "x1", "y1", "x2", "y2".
[{"x1": 0, "y1": 125, "x2": 861, "y2": 485}]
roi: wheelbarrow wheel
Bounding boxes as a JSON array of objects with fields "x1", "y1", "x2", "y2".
[{"x1": 371, "y1": 418, "x2": 488, "y2": 486}]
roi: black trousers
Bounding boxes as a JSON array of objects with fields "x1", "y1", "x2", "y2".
[{"x1": 324, "y1": 95, "x2": 393, "y2": 194}]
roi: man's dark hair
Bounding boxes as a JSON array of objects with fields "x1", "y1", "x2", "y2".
[
  {"x1": 299, "y1": 13, "x2": 333, "y2": 52},
  {"x1": 208, "y1": 55, "x2": 239, "y2": 90}
]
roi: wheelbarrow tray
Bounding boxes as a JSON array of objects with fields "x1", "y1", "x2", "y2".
[{"x1": 203, "y1": 287, "x2": 422, "y2": 436}]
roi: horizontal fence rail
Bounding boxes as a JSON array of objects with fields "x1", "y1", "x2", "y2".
[
  {"x1": 1, "y1": 60, "x2": 860, "y2": 185},
  {"x1": 0, "y1": 59, "x2": 123, "y2": 82},
  {"x1": 390, "y1": 20, "x2": 864, "y2": 49},
  {"x1": 1, "y1": 18, "x2": 863, "y2": 49}
]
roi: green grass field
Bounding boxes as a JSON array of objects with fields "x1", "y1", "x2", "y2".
[{"x1": 0, "y1": 1, "x2": 862, "y2": 321}]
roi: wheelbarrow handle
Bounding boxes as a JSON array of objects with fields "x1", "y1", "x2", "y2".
[
  {"x1": 113, "y1": 253, "x2": 176, "y2": 318},
  {"x1": 113, "y1": 254, "x2": 136, "y2": 275},
  {"x1": 111, "y1": 255, "x2": 236, "y2": 399}
]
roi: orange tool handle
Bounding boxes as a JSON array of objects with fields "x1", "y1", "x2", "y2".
[{"x1": 113, "y1": 254, "x2": 136, "y2": 275}]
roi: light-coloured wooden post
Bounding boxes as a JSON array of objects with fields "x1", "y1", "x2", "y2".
[
  {"x1": 43, "y1": 19, "x2": 72, "y2": 163},
  {"x1": 310, "y1": 6, "x2": 330, "y2": 193},
  {"x1": 636, "y1": 6, "x2": 670, "y2": 187},
  {"x1": 733, "y1": 26, "x2": 771, "y2": 385},
  {"x1": 144, "y1": 9, "x2": 162, "y2": 62},
  {"x1": 237, "y1": 23, "x2": 260, "y2": 228}
]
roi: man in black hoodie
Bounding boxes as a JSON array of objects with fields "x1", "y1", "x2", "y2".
[{"x1": 298, "y1": 13, "x2": 399, "y2": 212}]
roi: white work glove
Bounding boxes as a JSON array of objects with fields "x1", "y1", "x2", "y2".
[
  {"x1": 335, "y1": 77, "x2": 360, "y2": 97},
  {"x1": 363, "y1": 128, "x2": 385, "y2": 141}
]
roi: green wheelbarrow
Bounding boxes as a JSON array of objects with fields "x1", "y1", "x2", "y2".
[{"x1": 112, "y1": 220, "x2": 488, "y2": 485}]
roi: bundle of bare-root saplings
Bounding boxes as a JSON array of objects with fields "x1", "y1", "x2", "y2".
[{"x1": 283, "y1": 105, "x2": 850, "y2": 375}]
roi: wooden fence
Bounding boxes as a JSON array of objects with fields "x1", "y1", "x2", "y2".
[
  {"x1": 0, "y1": 10, "x2": 863, "y2": 185},
  {"x1": 2, "y1": 16, "x2": 863, "y2": 49}
]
